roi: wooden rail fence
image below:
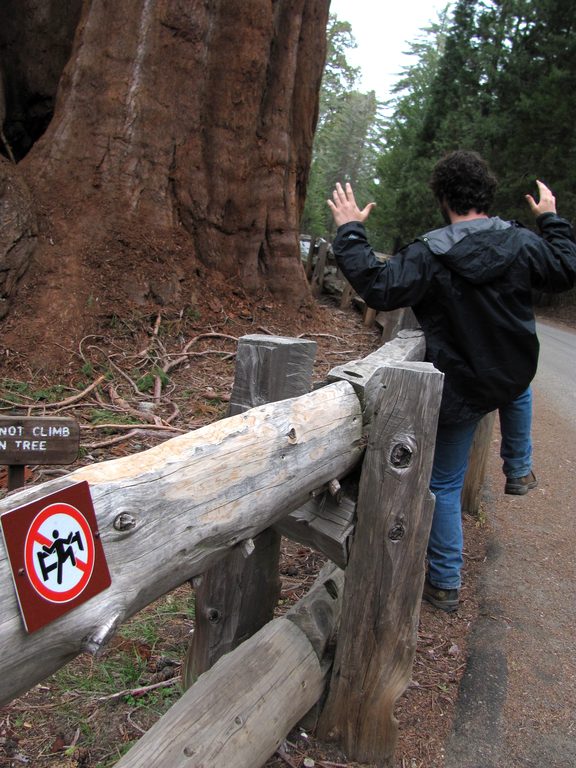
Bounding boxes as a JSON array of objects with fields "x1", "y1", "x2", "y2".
[{"x1": 0, "y1": 326, "x2": 492, "y2": 767}]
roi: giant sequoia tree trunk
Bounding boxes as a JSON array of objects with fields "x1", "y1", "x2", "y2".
[{"x1": 0, "y1": 0, "x2": 328, "y2": 370}]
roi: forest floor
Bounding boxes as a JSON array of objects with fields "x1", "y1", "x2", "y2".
[{"x1": 0, "y1": 282, "x2": 574, "y2": 768}]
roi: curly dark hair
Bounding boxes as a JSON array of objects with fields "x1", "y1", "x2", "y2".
[{"x1": 429, "y1": 150, "x2": 498, "y2": 215}]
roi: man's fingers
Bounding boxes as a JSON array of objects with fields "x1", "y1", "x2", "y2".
[
  {"x1": 535, "y1": 179, "x2": 555, "y2": 201},
  {"x1": 345, "y1": 182, "x2": 355, "y2": 201},
  {"x1": 328, "y1": 183, "x2": 375, "y2": 226},
  {"x1": 535, "y1": 180, "x2": 547, "y2": 201},
  {"x1": 525, "y1": 178, "x2": 556, "y2": 216},
  {"x1": 333, "y1": 181, "x2": 356, "y2": 201},
  {"x1": 334, "y1": 182, "x2": 347, "y2": 201}
]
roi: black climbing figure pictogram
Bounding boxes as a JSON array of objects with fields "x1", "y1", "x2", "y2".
[{"x1": 37, "y1": 529, "x2": 84, "y2": 584}]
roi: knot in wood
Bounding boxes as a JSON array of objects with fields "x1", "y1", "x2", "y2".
[
  {"x1": 390, "y1": 442, "x2": 412, "y2": 468},
  {"x1": 113, "y1": 512, "x2": 136, "y2": 531},
  {"x1": 286, "y1": 426, "x2": 297, "y2": 443},
  {"x1": 328, "y1": 478, "x2": 342, "y2": 502},
  {"x1": 240, "y1": 538, "x2": 255, "y2": 558},
  {"x1": 388, "y1": 521, "x2": 406, "y2": 541},
  {"x1": 207, "y1": 607, "x2": 221, "y2": 623},
  {"x1": 324, "y1": 578, "x2": 339, "y2": 600}
]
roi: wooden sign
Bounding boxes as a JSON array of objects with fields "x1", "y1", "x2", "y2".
[
  {"x1": 0, "y1": 416, "x2": 80, "y2": 466},
  {"x1": 0, "y1": 481, "x2": 111, "y2": 633}
]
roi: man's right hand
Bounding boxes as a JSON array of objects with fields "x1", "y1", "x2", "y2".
[
  {"x1": 328, "y1": 182, "x2": 376, "y2": 227},
  {"x1": 525, "y1": 180, "x2": 557, "y2": 217}
]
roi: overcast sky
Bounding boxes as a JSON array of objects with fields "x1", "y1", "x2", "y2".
[{"x1": 328, "y1": 1, "x2": 452, "y2": 101}]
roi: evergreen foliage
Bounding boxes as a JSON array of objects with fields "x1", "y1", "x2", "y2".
[
  {"x1": 310, "y1": 0, "x2": 576, "y2": 268},
  {"x1": 301, "y1": 16, "x2": 385, "y2": 239},
  {"x1": 370, "y1": 9, "x2": 452, "y2": 251},
  {"x1": 377, "y1": 0, "x2": 576, "y2": 242}
]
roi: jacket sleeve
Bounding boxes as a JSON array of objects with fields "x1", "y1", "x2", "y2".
[
  {"x1": 332, "y1": 221, "x2": 433, "y2": 310},
  {"x1": 529, "y1": 213, "x2": 576, "y2": 292}
]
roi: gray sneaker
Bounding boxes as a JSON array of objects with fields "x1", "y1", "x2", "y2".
[
  {"x1": 422, "y1": 579, "x2": 459, "y2": 613},
  {"x1": 505, "y1": 471, "x2": 537, "y2": 496}
]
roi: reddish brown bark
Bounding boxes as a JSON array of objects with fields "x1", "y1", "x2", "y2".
[{"x1": 0, "y1": 0, "x2": 328, "y2": 369}]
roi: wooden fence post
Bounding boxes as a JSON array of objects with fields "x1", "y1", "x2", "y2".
[
  {"x1": 376, "y1": 307, "x2": 419, "y2": 343},
  {"x1": 183, "y1": 335, "x2": 317, "y2": 686},
  {"x1": 305, "y1": 237, "x2": 316, "y2": 280},
  {"x1": 318, "y1": 361, "x2": 444, "y2": 767},
  {"x1": 340, "y1": 279, "x2": 353, "y2": 309},
  {"x1": 311, "y1": 239, "x2": 329, "y2": 297},
  {"x1": 363, "y1": 306, "x2": 378, "y2": 327},
  {"x1": 462, "y1": 411, "x2": 496, "y2": 514}
]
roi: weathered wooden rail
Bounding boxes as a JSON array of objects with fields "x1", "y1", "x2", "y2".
[
  {"x1": 0, "y1": 376, "x2": 363, "y2": 703},
  {"x1": 0, "y1": 326, "x2": 491, "y2": 767}
]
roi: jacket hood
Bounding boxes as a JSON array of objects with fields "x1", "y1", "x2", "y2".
[{"x1": 420, "y1": 217, "x2": 517, "y2": 284}]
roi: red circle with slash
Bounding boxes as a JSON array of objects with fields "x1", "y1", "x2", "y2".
[{"x1": 24, "y1": 502, "x2": 95, "y2": 603}]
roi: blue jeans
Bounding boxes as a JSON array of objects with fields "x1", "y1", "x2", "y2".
[
  {"x1": 427, "y1": 388, "x2": 533, "y2": 590},
  {"x1": 499, "y1": 387, "x2": 532, "y2": 479},
  {"x1": 428, "y1": 420, "x2": 479, "y2": 590}
]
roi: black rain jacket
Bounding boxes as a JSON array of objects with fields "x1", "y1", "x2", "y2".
[{"x1": 333, "y1": 213, "x2": 576, "y2": 424}]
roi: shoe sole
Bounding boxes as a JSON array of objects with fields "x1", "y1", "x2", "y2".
[
  {"x1": 422, "y1": 592, "x2": 459, "y2": 613},
  {"x1": 505, "y1": 480, "x2": 538, "y2": 496}
]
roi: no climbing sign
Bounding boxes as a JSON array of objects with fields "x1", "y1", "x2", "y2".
[{"x1": 0, "y1": 481, "x2": 111, "y2": 633}]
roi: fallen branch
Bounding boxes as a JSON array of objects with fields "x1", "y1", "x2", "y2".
[
  {"x1": 134, "y1": 312, "x2": 163, "y2": 358},
  {"x1": 297, "y1": 332, "x2": 343, "y2": 342},
  {"x1": 181, "y1": 331, "x2": 239, "y2": 354},
  {"x1": 78, "y1": 334, "x2": 106, "y2": 364},
  {"x1": 80, "y1": 423, "x2": 183, "y2": 432},
  {"x1": 152, "y1": 312, "x2": 162, "y2": 336},
  {"x1": 153, "y1": 375, "x2": 163, "y2": 403},
  {"x1": 202, "y1": 390, "x2": 230, "y2": 401},
  {"x1": 66, "y1": 727, "x2": 81, "y2": 750},
  {"x1": 108, "y1": 384, "x2": 159, "y2": 425},
  {"x1": 0, "y1": 390, "x2": 36, "y2": 405},
  {"x1": 1, "y1": 376, "x2": 107, "y2": 411},
  {"x1": 49, "y1": 402, "x2": 103, "y2": 414},
  {"x1": 93, "y1": 387, "x2": 111, "y2": 409},
  {"x1": 83, "y1": 428, "x2": 182, "y2": 449},
  {"x1": 164, "y1": 402, "x2": 181, "y2": 424},
  {"x1": 96, "y1": 676, "x2": 181, "y2": 703},
  {"x1": 0, "y1": 399, "x2": 29, "y2": 409},
  {"x1": 108, "y1": 360, "x2": 145, "y2": 396},
  {"x1": 127, "y1": 711, "x2": 147, "y2": 735},
  {"x1": 163, "y1": 349, "x2": 236, "y2": 374},
  {"x1": 274, "y1": 745, "x2": 299, "y2": 768}
]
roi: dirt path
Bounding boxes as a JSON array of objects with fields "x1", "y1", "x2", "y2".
[{"x1": 445, "y1": 385, "x2": 576, "y2": 767}]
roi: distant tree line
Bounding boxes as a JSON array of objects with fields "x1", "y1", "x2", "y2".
[
  {"x1": 304, "y1": 0, "x2": 576, "y2": 265},
  {"x1": 300, "y1": 16, "x2": 384, "y2": 240}
]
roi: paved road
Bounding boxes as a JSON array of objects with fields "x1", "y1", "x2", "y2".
[
  {"x1": 445, "y1": 319, "x2": 576, "y2": 768},
  {"x1": 534, "y1": 320, "x2": 576, "y2": 429}
]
